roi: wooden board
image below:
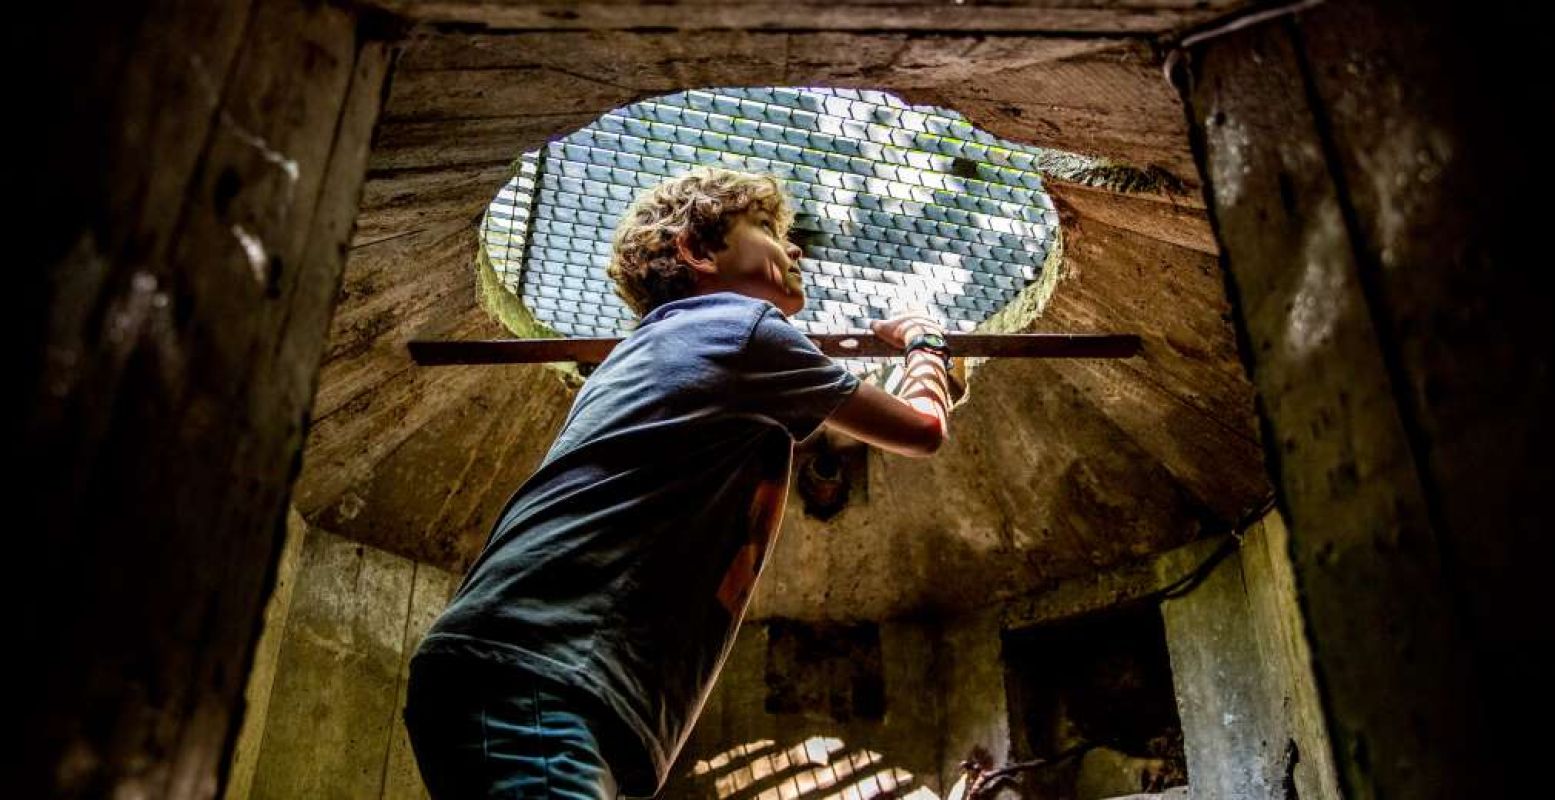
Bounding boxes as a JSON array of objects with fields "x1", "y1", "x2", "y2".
[
  {"x1": 14, "y1": 1, "x2": 393, "y2": 795},
  {"x1": 1181, "y1": 6, "x2": 1508, "y2": 795},
  {"x1": 369, "y1": 1, "x2": 1250, "y2": 33},
  {"x1": 406, "y1": 333, "x2": 1143, "y2": 365}
]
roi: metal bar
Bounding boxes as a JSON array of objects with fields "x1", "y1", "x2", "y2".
[{"x1": 408, "y1": 333, "x2": 1141, "y2": 366}]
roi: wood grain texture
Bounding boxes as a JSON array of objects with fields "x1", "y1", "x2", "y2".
[{"x1": 14, "y1": 1, "x2": 392, "y2": 795}]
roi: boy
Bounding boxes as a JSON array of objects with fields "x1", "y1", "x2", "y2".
[{"x1": 404, "y1": 167, "x2": 956, "y2": 798}]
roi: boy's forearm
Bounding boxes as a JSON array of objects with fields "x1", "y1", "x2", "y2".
[{"x1": 895, "y1": 349, "x2": 952, "y2": 436}]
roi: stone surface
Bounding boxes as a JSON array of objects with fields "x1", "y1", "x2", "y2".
[{"x1": 663, "y1": 612, "x2": 1007, "y2": 800}]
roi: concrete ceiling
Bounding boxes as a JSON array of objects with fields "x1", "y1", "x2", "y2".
[{"x1": 296, "y1": 1, "x2": 1271, "y2": 620}]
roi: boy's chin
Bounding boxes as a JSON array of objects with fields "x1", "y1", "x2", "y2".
[{"x1": 774, "y1": 294, "x2": 805, "y2": 316}]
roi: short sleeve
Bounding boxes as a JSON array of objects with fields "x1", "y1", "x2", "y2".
[{"x1": 740, "y1": 306, "x2": 862, "y2": 442}]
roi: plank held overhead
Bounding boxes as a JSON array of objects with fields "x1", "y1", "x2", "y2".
[{"x1": 408, "y1": 332, "x2": 1144, "y2": 365}]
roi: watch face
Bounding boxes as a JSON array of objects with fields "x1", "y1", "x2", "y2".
[{"x1": 920, "y1": 333, "x2": 947, "y2": 348}]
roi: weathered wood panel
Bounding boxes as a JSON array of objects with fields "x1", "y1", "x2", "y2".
[
  {"x1": 1237, "y1": 513, "x2": 1340, "y2": 800},
  {"x1": 370, "y1": 114, "x2": 599, "y2": 171},
  {"x1": 14, "y1": 1, "x2": 392, "y2": 795},
  {"x1": 1161, "y1": 546, "x2": 1277, "y2": 798},
  {"x1": 229, "y1": 528, "x2": 457, "y2": 800},
  {"x1": 1291, "y1": 6, "x2": 1555, "y2": 779},
  {"x1": 1180, "y1": 1, "x2": 1546, "y2": 794},
  {"x1": 355, "y1": 163, "x2": 515, "y2": 244},
  {"x1": 1039, "y1": 185, "x2": 1266, "y2": 519},
  {"x1": 369, "y1": 0, "x2": 1250, "y2": 33},
  {"x1": 1043, "y1": 179, "x2": 1214, "y2": 255},
  {"x1": 905, "y1": 40, "x2": 1203, "y2": 181},
  {"x1": 383, "y1": 67, "x2": 640, "y2": 122},
  {"x1": 397, "y1": 29, "x2": 1111, "y2": 90}
]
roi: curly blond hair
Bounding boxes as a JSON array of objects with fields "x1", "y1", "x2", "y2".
[{"x1": 607, "y1": 166, "x2": 795, "y2": 317}]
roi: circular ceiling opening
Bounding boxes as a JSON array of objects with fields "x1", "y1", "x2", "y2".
[{"x1": 480, "y1": 86, "x2": 1077, "y2": 377}]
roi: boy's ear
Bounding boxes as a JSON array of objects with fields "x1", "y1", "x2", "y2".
[{"x1": 675, "y1": 229, "x2": 717, "y2": 276}]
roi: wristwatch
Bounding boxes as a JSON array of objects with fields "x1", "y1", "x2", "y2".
[{"x1": 904, "y1": 331, "x2": 952, "y2": 370}]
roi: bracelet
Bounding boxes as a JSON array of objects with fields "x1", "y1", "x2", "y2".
[{"x1": 904, "y1": 332, "x2": 952, "y2": 370}]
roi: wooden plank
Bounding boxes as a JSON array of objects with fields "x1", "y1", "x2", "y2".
[
  {"x1": 395, "y1": 29, "x2": 1109, "y2": 91},
  {"x1": 1037, "y1": 356, "x2": 1268, "y2": 522},
  {"x1": 1042, "y1": 178, "x2": 1213, "y2": 254},
  {"x1": 267, "y1": 33, "x2": 396, "y2": 428},
  {"x1": 1236, "y1": 513, "x2": 1341, "y2": 800},
  {"x1": 382, "y1": 67, "x2": 640, "y2": 122},
  {"x1": 154, "y1": 1, "x2": 368, "y2": 794},
  {"x1": 355, "y1": 162, "x2": 515, "y2": 244},
  {"x1": 370, "y1": 114, "x2": 599, "y2": 171},
  {"x1": 14, "y1": 0, "x2": 388, "y2": 796},
  {"x1": 302, "y1": 345, "x2": 575, "y2": 569},
  {"x1": 407, "y1": 333, "x2": 1143, "y2": 365},
  {"x1": 907, "y1": 41, "x2": 1203, "y2": 181},
  {"x1": 1040, "y1": 189, "x2": 1253, "y2": 436},
  {"x1": 397, "y1": 28, "x2": 787, "y2": 78},
  {"x1": 369, "y1": 1, "x2": 1251, "y2": 34},
  {"x1": 1159, "y1": 540, "x2": 1279, "y2": 798},
  {"x1": 1182, "y1": 12, "x2": 1488, "y2": 798},
  {"x1": 1293, "y1": 5, "x2": 1554, "y2": 781}
]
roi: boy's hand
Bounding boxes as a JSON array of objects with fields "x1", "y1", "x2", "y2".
[{"x1": 869, "y1": 311, "x2": 945, "y2": 349}]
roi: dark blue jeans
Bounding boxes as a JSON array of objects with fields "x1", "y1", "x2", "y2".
[{"x1": 404, "y1": 655, "x2": 620, "y2": 799}]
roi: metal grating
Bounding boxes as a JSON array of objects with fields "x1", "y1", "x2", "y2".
[{"x1": 482, "y1": 87, "x2": 1067, "y2": 373}]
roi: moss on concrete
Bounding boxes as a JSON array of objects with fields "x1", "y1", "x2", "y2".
[{"x1": 475, "y1": 233, "x2": 586, "y2": 388}]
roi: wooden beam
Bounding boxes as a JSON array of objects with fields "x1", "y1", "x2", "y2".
[{"x1": 408, "y1": 333, "x2": 1142, "y2": 365}]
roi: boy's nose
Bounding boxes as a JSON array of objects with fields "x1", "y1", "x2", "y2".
[{"x1": 786, "y1": 242, "x2": 803, "y2": 262}]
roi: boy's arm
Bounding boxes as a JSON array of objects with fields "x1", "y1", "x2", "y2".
[{"x1": 823, "y1": 314, "x2": 953, "y2": 458}]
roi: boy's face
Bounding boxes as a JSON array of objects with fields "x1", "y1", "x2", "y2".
[{"x1": 702, "y1": 209, "x2": 807, "y2": 316}]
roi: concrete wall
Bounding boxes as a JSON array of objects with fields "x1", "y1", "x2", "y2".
[
  {"x1": 226, "y1": 518, "x2": 457, "y2": 800},
  {"x1": 1158, "y1": 514, "x2": 1339, "y2": 800},
  {"x1": 228, "y1": 510, "x2": 1337, "y2": 800},
  {"x1": 666, "y1": 610, "x2": 1008, "y2": 800},
  {"x1": 228, "y1": 520, "x2": 1009, "y2": 800}
]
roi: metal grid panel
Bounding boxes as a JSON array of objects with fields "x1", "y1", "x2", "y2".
[{"x1": 481, "y1": 87, "x2": 1066, "y2": 371}]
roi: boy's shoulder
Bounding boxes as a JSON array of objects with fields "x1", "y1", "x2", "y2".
[
  {"x1": 641, "y1": 291, "x2": 772, "y2": 322},
  {"x1": 638, "y1": 292, "x2": 786, "y2": 344}
]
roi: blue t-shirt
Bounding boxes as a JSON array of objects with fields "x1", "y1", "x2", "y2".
[{"x1": 416, "y1": 292, "x2": 861, "y2": 794}]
